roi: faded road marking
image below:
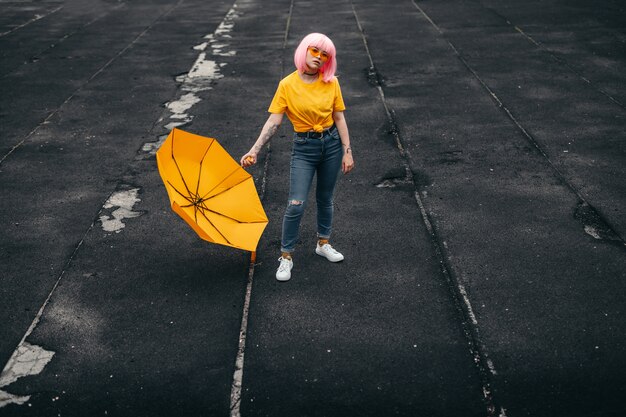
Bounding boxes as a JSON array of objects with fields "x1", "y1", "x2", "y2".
[
  {"x1": 0, "y1": 342, "x2": 55, "y2": 407},
  {"x1": 99, "y1": 188, "x2": 143, "y2": 233},
  {"x1": 142, "y1": 5, "x2": 240, "y2": 155}
]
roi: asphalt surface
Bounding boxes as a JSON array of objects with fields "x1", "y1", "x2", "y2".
[{"x1": 1, "y1": 0, "x2": 625, "y2": 416}]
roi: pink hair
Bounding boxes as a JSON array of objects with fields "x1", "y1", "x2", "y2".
[{"x1": 293, "y1": 33, "x2": 337, "y2": 83}]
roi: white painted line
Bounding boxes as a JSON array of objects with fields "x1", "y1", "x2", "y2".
[
  {"x1": 0, "y1": 0, "x2": 191, "y2": 410},
  {"x1": 0, "y1": 390, "x2": 29, "y2": 407},
  {"x1": 229, "y1": 260, "x2": 255, "y2": 417},
  {"x1": 99, "y1": 188, "x2": 143, "y2": 233},
  {"x1": 141, "y1": 5, "x2": 241, "y2": 155},
  {"x1": 0, "y1": 342, "x2": 55, "y2": 407},
  {"x1": 229, "y1": 1, "x2": 294, "y2": 415},
  {"x1": 0, "y1": 181, "x2": 146, "y2": 408},
  {"x1": 165, "y1": 92, "x2": 201, "y2": 125},
  {"x1": 0, "y1": 185, "x2": 145, "y2": 409}
]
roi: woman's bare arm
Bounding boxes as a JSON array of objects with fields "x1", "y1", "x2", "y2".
[{"x1": 241, "y1": 113, "x2": 284, "y2": 167}]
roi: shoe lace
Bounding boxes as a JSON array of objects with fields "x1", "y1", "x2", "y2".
[
  {"x1": 277, "y1": 257, "x2": 291, "y2": 272},
  {"x1": 322, "y1": 244, "x2": 339, "y2": 255}
]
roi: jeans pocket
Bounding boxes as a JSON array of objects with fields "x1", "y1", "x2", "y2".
[
  {"x1": 294, "y1": 136, "x2": 307, "y2": 145},
  {"x1": 330, "y1": 128, "x2": 340, "y2": 140}
]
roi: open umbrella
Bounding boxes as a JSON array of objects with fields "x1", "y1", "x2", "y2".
[{"x1": 156, "y1": 128, "x2": 268, "y2": 253}]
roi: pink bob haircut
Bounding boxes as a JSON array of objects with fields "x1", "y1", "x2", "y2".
[{"x1": 294, "y1": 33, "x2": 337, "y2": 83}]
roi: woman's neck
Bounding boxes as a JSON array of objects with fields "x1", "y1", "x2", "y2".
[{"x1": 299, "y1": 70, "x2": 319, "y2": 84}]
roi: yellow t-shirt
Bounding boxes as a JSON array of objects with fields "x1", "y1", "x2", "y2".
[{"x1": 268, "y1": 71, "x2": 346, "y2": 133}]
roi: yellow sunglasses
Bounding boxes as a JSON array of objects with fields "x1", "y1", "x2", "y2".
[{"x1": 307, "y1": 46, "x2": 330, "y2": 62}]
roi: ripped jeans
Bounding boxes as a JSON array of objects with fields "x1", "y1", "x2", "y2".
[{"x1": 281, "y1": 127, "x2": 343, "y2": 253}]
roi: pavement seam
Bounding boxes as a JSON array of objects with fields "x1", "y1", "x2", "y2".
[
  {"x1": 351, "y1": 1, "x2": 504, "y2": 416},
  {"x1": 0, "y1": 4, "x2": 64, "y2": 38},
  {"x1": 138, "y1": 4, "x2": 243, "y2": 157},
  {"x1": 1, "y1": 3, "x2": 127, "y2": 79},
  {"x1": 410, "y1": 0, "x2": 626, "y2": 250},
  {"x1": 0, "y1": 0, "x2": 189, "y2": 405},
  {"x1": 229, "y1": 1, "x2": 295, "y2": 415},
  {"x1": 473, "y1": 0, "x2": 625, "y2": 109},
  {"x1": 0, "y1": 0, "x2": 185, "y2": 167},
  {"x1": 0, "y1": 192, "x2": 112, "y2": 406},
  {"x1": 2, "y1": 0, "x2": 240, "y2": 408}
]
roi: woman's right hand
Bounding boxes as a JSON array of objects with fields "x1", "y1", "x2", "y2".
[{"x1": 240, "y1": 152, "x2": 257, "y2": 167}]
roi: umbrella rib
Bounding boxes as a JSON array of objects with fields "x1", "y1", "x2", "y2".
[
  {"x1": 166, "y1": 186, "x2": 232, "y2": 244},
  {"x1": 167, "y1": 181, "x2": 196, "y2": 204},
  {"x1": 195, "y1": 204, "x2": 233, "y2": 245},
  {"x1": 201, "y1": 168, "x2": 251, "y2": 201},
  {"x1": 194, "y1": 200, "x2": 251, "y2": 224},
  {"x1": 170, "y1": 132, "x2": 199, "y2": 201},
  {"x1": 163, "y1": 130, "x2": 265, "y2": 248},
  {"x1": 195, "y1": 139, "x2": 214, "y2": 201},
  {"x1": 171, "y1": 179, "x2": 259, "y2": 224}
]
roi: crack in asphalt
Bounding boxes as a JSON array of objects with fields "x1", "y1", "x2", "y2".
[
  {"x1": 0, "y1": 0, "x2": 189, "y2": 408},
  {"x1": 410, "y1": 0, "x2": 626, "y2": 250},
  {"x1": 351, "y1": 1, "x2": 504, "y2": 415},
  {"x1": 0, "y1": 3, "x2": 126, "y2": 79},
  {"x1": 575, "y1": 201, "x2": 624, "y2": 244},
  {"x1": 229, "y1": 1, "x2": 294, "y2": 415},
  {"x1": 0, "y1": 4, "x2": 63, "y2": 38},
  {"x1": 0, "y1": 0, "x2": 185, "y2": 167},
  {"x1": 472, "y1": 0, "x2": 625, "y2": 110}
]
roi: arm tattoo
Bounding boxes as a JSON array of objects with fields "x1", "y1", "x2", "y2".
[{"x1": 252, "y1": 123, "x2": 278, "y2": 153}]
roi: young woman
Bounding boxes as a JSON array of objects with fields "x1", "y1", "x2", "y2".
[{"x1": 240, "y1": 33, "x2": 354, "y2": 282}]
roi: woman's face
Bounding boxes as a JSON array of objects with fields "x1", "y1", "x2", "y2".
[{"x1": 305, "y1": 46, "x2": 330, "y2": 72}]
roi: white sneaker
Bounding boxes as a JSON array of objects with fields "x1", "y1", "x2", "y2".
[
  {"x1": 276, "y1": 257, "x2": 293, "y2": 281},
  {"x1": 315, "y1": 243, "x2": 344, "y2": 262}
]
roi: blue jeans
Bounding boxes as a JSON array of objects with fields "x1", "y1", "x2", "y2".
[{"x1": 281, "y1": 127, "x2": 343, "y2": 253}]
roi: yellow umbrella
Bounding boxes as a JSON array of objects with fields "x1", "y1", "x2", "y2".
[{"x1": 156, "y1": 128, "x2": 268, "y2": 252}]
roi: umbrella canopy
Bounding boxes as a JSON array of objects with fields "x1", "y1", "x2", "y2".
[{"x1": 156, "y1": 128, "x2": 268, "y2": 252}]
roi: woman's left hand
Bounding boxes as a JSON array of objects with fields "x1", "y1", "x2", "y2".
[{"x1": 342, "y1": 152, "x2": 354, "y2": 174}]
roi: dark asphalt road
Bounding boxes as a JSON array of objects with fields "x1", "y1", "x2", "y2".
[{"x1": 1, "y1": 0, "x2": 625, "y2": 416}]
